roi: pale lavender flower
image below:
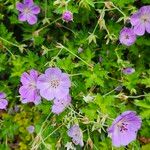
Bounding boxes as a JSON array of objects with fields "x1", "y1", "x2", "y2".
[
  {"x1": 27, "y1": 125, "x2": 35, "y2": 133},
  {"x1": 68, "y1": 125, "x2": 84, "y2": 147},
  {"x1": 16, "y1": 0, "x2": 40, "y2": 25},
  {"x1": 19, "y1": 69, "x2": 41, "y2": 105},
  {"x1": 62, "y1": 11, "x2": 73, "y2": 22},
  {"x1": 78, "y1": 47, "x2": 83, "y2": 53},
  {"x1": 119, "y1": 27, "x2": 136, "y2": 46},
  {"x1": 52, "y1": 95, "x2": 71, "y2": 114},
  {"x1": 0, "y1": 92, "x2": 8, "y2": 110},
  {"x1": 107, "y1": 111, "x2": 142, "y2": 147},
  {"x1": 130, "y1": 6, "x2": 150, "y2": 36},
  {"x1": 37, "y1": 68, "x2": 71, "y2": 100},
  {"x1": 123, "y1": 67, "x2": 135, "y2": 75}
]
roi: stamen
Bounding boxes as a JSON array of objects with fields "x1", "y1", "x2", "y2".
[{"x1": 50, "y1": 80, "x2": 60, "y2": 88}]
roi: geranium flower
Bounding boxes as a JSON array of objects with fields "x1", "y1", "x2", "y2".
[
  {"x1": 27, "y1": 125, "x2": 35, "y2": 133},
  {"x1": 68, "y1": 125, "x2": 84, "y2": 147},
  {"x1": 16, "y1": 0, "x2": 40, "y2": 25},
  {"x1": 130, "y1": 6, "x2": 150, "y2": 36},
  {"x1": 123, "y1": 67, "x2": 135, "y2": 75},
  {"x1": 119, "y1": 27, "x2": 136, "y2": 46},
  {"x1": 37, "y1": 68, "x2": 71, "y2": 100},
  {"x1": 19, "y1": 69, "x2": 41, "y2": 105},
  {"x1": 52, "y1": 95, "x2": 71, "y2": 114},
  {"x1": 107, "y1": 111, "x2": 142, "y2": 147},
  {"x1": 62, "y1": 11, "x2": 73, "y2": 22},
  {"x1": 0, "y1": 92, "x2": 8, "y2": 110}
]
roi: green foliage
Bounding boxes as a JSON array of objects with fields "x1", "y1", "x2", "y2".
[{"x1": 0, "y1": 0, "x2": 150, "y2": 149}]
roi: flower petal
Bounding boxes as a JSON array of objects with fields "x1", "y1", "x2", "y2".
[
  {"x1": 0, "y1": 92, "x2": 6, "y2": 99},
  {"x1": 60, "y1": 73, "x2": 71, "y2": 88},
  {"x1": 133, "y1": 23, "x2": 145, "y2": 36},
  {"x1": 40, "y1": 88, "x2": 55, "y2": 100},
  {"x1": 29, "y1": 69, "x2": 39, "y2": 82},
  {"x1": 0, "y1": 99, "x2": 8, "y2": 110},
  {"x1": 18, "y1": 13, "x2": 27, "y2": 22},
  {"x1": 130, "y1": 12, "x2": 140, "y2": 26},
  {"x1": 21, "y1": 72, "x2": 32, "y2": 85},
  {"x1": 54, "y1": 87, "x2": 69, "y2": 99},
  {"x1": 16, "y1": 2, "x2": 25, "y2": 12},
  {"x1": 27, "y1": 14, "x2": 37, "y2": 25},
  {"x1": 37, "y1": 74, "x2": 50, "y2": 89},
  {"x1": 31, "y1": 5, "x2": 40, "y2": 14},
  {"x1": 52, "y1": 104, "x2": 65, "y2": 114},
  {"x1": 145, "y1": 21, "x2": 150, "y2": 33},
  {"x1": 24, "y1": 0, "x2": 33, "y2": 6},
  {"x1": 45, "y1": 68, "x2": 62, "y2": 77}
]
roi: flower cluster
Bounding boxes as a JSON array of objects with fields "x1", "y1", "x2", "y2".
[
  {"x1": 108, "y1": 111, "x2": 141, "y2": 147},
  {"x1": 0, "y1": 92, "x2": 8, "y2": 110},
  {"x1": 130, "y1": 6, "x2": 150, "y2": 36},
  {"x1": 119, "y1": 5, "x2": 150, "y2": 46},
  {"x1": 16, "y1": 1, "x2": 73, "y2": 25},
  {"x1": 68, "y1": 125, "x2": 84, "y2": 147},
  {"x1": 19, "y1": 68, "x2": 71, "y2": 114}
]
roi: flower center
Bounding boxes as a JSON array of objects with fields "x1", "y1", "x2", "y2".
[
  {"x1": 117, "y1": 121, "x2": 128, "y2": 133},
  {"x1": 24, "y1": 7, "x2": 31, "y2": 14},
  {"x1": 141, "y1": 15, "x2": 149, "y2": 23},
  {"x1": 50, "y1": 79, "x2": 60, "y2": 88},
  {"x1": 125, "y1": 35, "x2": 129, "y2": 39},
  {"x1": 29, "y1": 82, "x2": 36, "y2": 89}
]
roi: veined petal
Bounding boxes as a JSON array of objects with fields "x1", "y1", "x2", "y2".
[
  {"x1": 45, "y1": 68, "x2": 62, "y2": 77},
  {"x1": 21, "y1": 72, "x2": 32, "y2": 85},
  {"x1": 130, "y1": 12, "x2": 140, "y2": 26},
  {"x1": 40, "y1": 88, "x2": 55, "y2": 100},
  {"x1": 16, "y1": 2, "x2": 25, "y2": 12},
  {"x1": 54, "y1": 87, "x2": 69, "y2": 99},
  {"x1": 145, "y1": 21, "x2": 150, "y2": 33},
  {"x1": 18, "y1": 13, "x2": 27, "y2": 22},
  {"x1": 24, "y1": 0, "x2": 33, "y2": 6},
  {"x1": 133, "y1": 23, "x2": 145, "y2": 36},
  {"x1": 31, "y1": 5, "x2": 40, "y2": 14},
  {"x1": 27, "y1": 14, "x2": 37, "y2": 25}
]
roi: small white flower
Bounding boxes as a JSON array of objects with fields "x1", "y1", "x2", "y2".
[
  {"x1": 65, "y1": 142, "x2": 76, "y2": 150},
  {"x1": 83, "y1": 94, "x2": 95, "y2": 103}
]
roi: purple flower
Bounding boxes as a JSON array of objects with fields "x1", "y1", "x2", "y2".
[
  {"x1": 37, "y1": 68, "x2": 71, "y2": 100},
  {"x1": 52, "y1": 95, "x2": 71, "y2": 114},
  {"x1": 0, "y1": 92, "x2": 8, "y2": 110},
  {"x1": 123, "y1": 67, "x2": 135, "y2": 75},
  {"x1": 68, "y1": 125, "x2": 84, "y2": 147},
  {"x1": 27, "y1": 125, "x2": 35, "y2": 133},
  {"x1": 107, "y1": 111, "x2": 141, "y2": 147},
  {"x1": 16, "y1": 0, "x2": 40, "y2": 25},
  {"x1": 115, "y1": 85, "x2": 123, "y2": 92},
  {"x1": 130, "y1": 6, "x2": 150, "y2": 36},
  {"x1": 99, "y1": 56, "x2": 103, "y2": 63},
  {"x1": 62, "y1": 11, "x2": 73, "y2": 22},
  {"x1": 119, "y1": 27, "x2": 136, "y2": 46},
  {"x1": 19, "y1": 69, "x2": 41, "y2": 105}
]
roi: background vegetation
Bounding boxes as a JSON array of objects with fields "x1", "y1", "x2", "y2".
[{"x1": 0, "y1": 0, "x2": 150, "y2": 149}]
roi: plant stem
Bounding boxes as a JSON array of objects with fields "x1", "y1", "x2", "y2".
[
  {"x1": 0, "y1": 37, "x2": 19, "y2": 48},
  {"x1": 58, "y1": 44, "x2": 93, "y2": 68},
  {"x1": 36, "y1": 17, "x2": 61, "y2": 33}
]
